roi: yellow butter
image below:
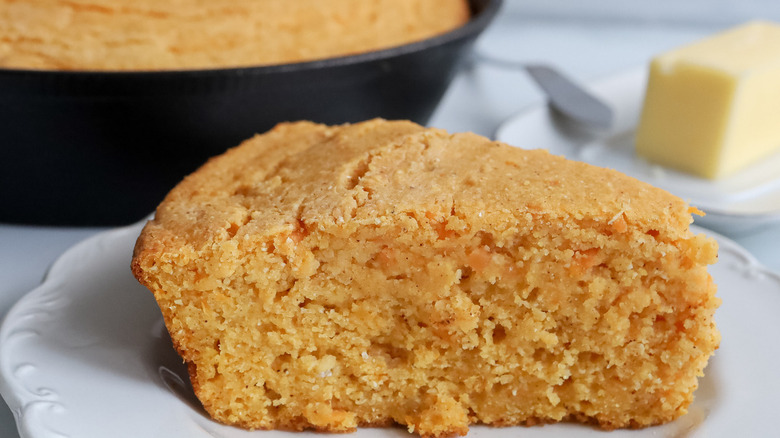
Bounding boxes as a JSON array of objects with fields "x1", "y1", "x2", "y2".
[{"x1": 635, "y1": 21, "x2": 780, "y2": 179}]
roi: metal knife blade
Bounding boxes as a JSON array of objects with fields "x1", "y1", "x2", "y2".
[{"x1": 524, "y1": 64, "x2": 614, "y2": 130}]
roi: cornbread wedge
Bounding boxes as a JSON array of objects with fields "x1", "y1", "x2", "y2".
[{"x1": 132, "y1": 119, "x2": 719, "y2": 436}]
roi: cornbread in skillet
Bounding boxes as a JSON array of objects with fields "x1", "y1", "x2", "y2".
[
  {"x1": 132, "y1": 119, "x2": 720, "y2": 436},
  {"x1": 0, "y1": 0, "x2": 470, "y2": 71}
]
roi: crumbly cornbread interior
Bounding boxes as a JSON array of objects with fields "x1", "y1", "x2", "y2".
[
  {"x1": 0, "y1": 0, "x2": 469, "y2": 70},
  {"x1": 132, "y1": 119, "x2": 720, "y2": 437}
]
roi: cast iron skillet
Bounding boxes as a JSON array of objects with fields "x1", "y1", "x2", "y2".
[{"x1": 0, "y1": 0, "x2": 501, "y2": 226}]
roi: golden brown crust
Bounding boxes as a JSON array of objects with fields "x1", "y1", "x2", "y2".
[
  {"x1": 132, "y1": 119, "x2": 719, "y2": 437},
  {"x1": 0, "y1": 0, "x2": 470, "y2": 70}
]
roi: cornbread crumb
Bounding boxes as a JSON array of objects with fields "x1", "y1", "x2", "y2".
[
  {"x1": 0, "y1": 0, "x2": 469, "y2": 71},
  {"x1": 132, "y1": 119, "x2": 720, "y2": 436}
]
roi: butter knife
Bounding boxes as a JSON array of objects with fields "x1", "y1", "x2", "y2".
[{"x1": 474, "y1": 54, "x2": 614, "y2": 130}]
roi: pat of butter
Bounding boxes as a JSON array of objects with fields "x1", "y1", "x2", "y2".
[{"x1": 635, "y1": 21, "x2": 780, "y2": 179}]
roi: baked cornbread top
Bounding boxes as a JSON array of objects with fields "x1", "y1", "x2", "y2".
[
  {"x1": 138, "y1": 119, "x2": 696, "y2": 253},
  {"x1": 0, "y1": 0, "x2": 470, "y2": 71}
]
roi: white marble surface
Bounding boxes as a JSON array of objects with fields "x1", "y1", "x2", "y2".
[{"x1": 2, "y1": 2, "x2": 780, "y2": 436}]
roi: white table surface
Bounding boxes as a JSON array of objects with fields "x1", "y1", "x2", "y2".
[{"x1": 2, "y1": 2, "x2": 780, "y2": 436}]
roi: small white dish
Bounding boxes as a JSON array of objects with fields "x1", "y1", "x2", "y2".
[
  {"x1": 495, "y1": 67, "x2": 780, "y2": 235},
  {"x1": 1, "y1": 222, "x2": 779, "y2": 437}
]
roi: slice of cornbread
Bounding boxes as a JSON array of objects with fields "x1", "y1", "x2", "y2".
[
  {"x1": 636, "y1": 21, "x2": 780, "y2": 179},
  {"x1": 132, "y1": 119, "x2": 720, "y2": 436}
]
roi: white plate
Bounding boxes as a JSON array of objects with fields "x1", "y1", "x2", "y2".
[
  {"x1": 495, "y1": 67, "x2": 780, "y2": 235},
  {"x1": 1, "y1": 222, "x2": 779, "y2": 438}
]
